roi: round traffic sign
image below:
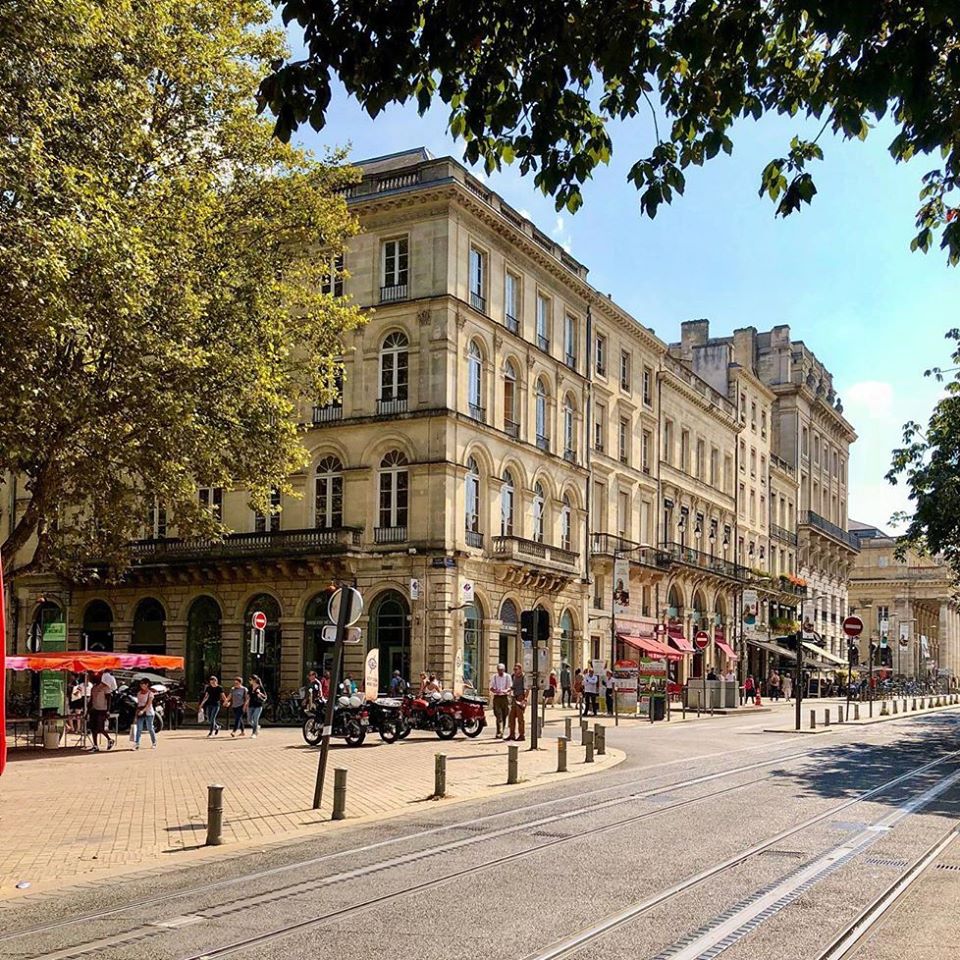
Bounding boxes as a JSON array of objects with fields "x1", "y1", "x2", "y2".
[
  {"x1": 251, "y1": 611, "x2": 267, "y2": 631},
  {"x1": 842, "y1": 615, "x2": 863, "y2": 638},
  {"x1": 328, "y1": 586, "x2": 363, "y2": 627},
  {"x1": 694, "y1": 630, "x2": 710, "y2": 650}
]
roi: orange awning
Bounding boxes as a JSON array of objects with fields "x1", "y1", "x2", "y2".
[
  {"x1": 5, "y1": 652, "x2": 184, "y2": 672},
  {"x1": 668, "y1": 634, "x2": 695, "y2": 653},
  {"x1": 619, "y1": 634, "x2": 683, "y2": 660},
  {"x1": 715, "y1": 640, "x2": 738, "y2": 660}
]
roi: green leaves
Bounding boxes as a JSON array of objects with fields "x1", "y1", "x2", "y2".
[
  {"x1": 0, "y1": 0, "x2": 363, "y2": 578},
  {"x1": 265, "y1": 0, "x2": 960, "y2": 265}
]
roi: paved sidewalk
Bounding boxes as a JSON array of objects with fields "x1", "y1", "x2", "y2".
[{"x1": 0, "y1": 719, "x2": 622, "y2": 897}]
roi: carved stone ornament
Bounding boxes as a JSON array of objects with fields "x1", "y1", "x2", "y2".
[
  {"x1": 493, "y1": 333, "x2": 503, "y2": 351},
  {"x1": 417, "y1": 308, "x2": 432, "y2": 326},
  {"x1": 455, "y1": 310, "x2": 467, "y2": 329}
]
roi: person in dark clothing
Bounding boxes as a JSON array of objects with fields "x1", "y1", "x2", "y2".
[{"x1": 199, "y1": 676, "x2": 225, "y2": 737}]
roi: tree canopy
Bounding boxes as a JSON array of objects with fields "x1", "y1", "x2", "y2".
[
  {"x1": 0, "y1": 0, "x2": 363, "y2": 578},
  {"x1": 888, "y1": 330, "x2": 960, "y2": 574},
  {"x1": 262, "y1": 0, "x2": 960, "y2": 264}
]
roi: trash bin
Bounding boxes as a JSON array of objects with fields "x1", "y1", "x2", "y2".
[
  {"x1": 42, "y1": 718, "x2": 62, "y2": 750},
  {"x1": 650, "y1": 694, "x2": 666, "y2": 721}
]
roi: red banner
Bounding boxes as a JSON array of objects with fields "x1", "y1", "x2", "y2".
[{"x1": 1, "y1": 555, "x2": 7, "y2": 777}]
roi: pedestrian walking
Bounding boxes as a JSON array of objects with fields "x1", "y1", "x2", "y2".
[
  {"x1": 768, "y1": 671, "x2": 781, "y2": 701},
  {"x1": 489, "y1": 663, "x2": 511, "y2": 738},
  {"x1": 545, "y1": 670, "x2": 558, "y2": 707},
  {"x1": 133, "y1": 678, "x2": 157, "y2": 750},
  {"x1": 582, "y1": 666, "x2": 600, "y2": 716},
  {"x1": 247, "y1": 675, "x2": 267, "y2": 738},
  {"x1": 604, "y1": 669, "x2": 616, "y2": 716},
  {"x1": 304, "y1": 670, "x2": 321, "y2": 709},
  {"x1": 389, "y1": 670, "x2": 406, "y2": 696},
  {"x1": 199, "y1": 676, "x2": 224, "y2": 736},
  {"x1": 229, "y1": 677, "x2": 248, "y2": 736},
  {"x1": 507, "y1": 663, "x2": 527, "y2": 741},
  {"x1": 744, "y1": 674, "x2": 755, "y2": 705},
  {"x1": 560, "y1": 662, "x2": 572, "y2": 708},
  {"x1": 88, "y1": 674, "x2": 115, "y2": 752},
  {"x1": 782, "y1": 673, "x2": 793, "y2": 700},
  {"x1": 574, "y1": 668, "x2": 584, "y2": 711}
]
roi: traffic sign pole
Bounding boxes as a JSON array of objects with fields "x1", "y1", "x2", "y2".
[
  {"x1": 313, "y1": 585, "x2": 353, "y2": 811},
  {"x1": 842, "y1": 616, "x2": 863, "y2": 723}
]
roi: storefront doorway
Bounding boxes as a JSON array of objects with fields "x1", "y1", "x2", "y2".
[
  {"x1": 243, "y1": 594, "x2": 282, "y2": 696},
  {"x1": 369, "y1": 591, "x2": 409, "y2": 690}
]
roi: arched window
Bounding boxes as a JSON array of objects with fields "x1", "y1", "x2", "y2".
[
  {"x1": 463, "y1": 600, "x2": 483, "y2": 690},
  {"x1": 563, "y1": 396, "x2": 576, "y2": 459},
  {"x1": 559, "y1": 609, "x2": 574, "y2": 666},
  {"x1": 498, "y1": 598, "x2": 519, "y2": 669},
  {"x1": 131, "y1": 598, "x2": 166, "y2": 654},
  {"x1": 468, "y1": 341, "x2": 484, "y2": 421},
  {"x1": 82, "y1": 600, "x2": 113, "y2": 652},
  {"x1": 500, "y1": 469, "x2": 515, "y2": 536},
  {"x1": 465, "y1": 456, "x2": 481, "y2": 539},
  {"x1": 187, "y1": 597, "x2": 221, "y2": 697},
  {"x1": 503, "y1": 359, "x2": 519, "y2": 436},
  {"x1": 533, "y1": 481, "x2": 546, "y2": 543},
  {"x1": 378, "y1": 450, "x2": 409, "y2": 531},
  {"x1": 560, "y1": 494, "x2": 573, "y2": 551},
  {"x1": 314, "y1": 456, "x2": 343, "y2": 530},
  {"x1": 535, "y1": 378, "x2": 549, "y2": 450},
  {"x1": 379, "y1": 332, "x2": 409, "y2": 405}
]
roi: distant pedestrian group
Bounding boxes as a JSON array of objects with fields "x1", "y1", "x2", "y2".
[{"x1": 199, "y1": 675, "x2": 268, "y2": 740}]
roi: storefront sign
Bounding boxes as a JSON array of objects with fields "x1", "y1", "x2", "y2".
[
  {"x1": 40, "y1": 621, "x2": 66, "y2": 711},
  {"x1": 409, "y1": 578, "x2": 421, "y2": 601},
  {"x1": 742, "y1": 590, "x2": 758, "y2": 636},
  {"x1": 613, "y1": 557, "x2": 630, "y2": 615},
  {"x1": 613, "y1": 660, "x2": 639, "y2": 710},
  {"x1": 801, "y1": 600, "x2": 816, "y2": 640},
  {"x1": 364, "y1": 648, "x2": 379, "y2": 700},
  {"x1": 453, "y1": 648, "x2": 464, "y2": 697}
]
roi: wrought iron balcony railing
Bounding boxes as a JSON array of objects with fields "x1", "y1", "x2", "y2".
[
  {"x1": 492, "y1": 535, "x2": 579, "y2": 568},
  {"x1": 658, "y1": 541, "x2": 751, "y2": 581},
  {"x1": 770, "y1": 523, "x2": 798, "y2": 546},
  {"x1": 130, "y1": 527, "x2": 363, "y2": 563},
  {"x1": 800, "y1": 511, "x2": 860, "y2": 550}
]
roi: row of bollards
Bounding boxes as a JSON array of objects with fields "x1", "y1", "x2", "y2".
[{"x1": 808, "y1": 694, "x2": 960, "y2": 730}]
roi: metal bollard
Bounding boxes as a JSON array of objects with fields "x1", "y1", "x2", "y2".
[
  {"x1": 837, "y1": 705, "x2": 844, "y2": 724},
  {"x1": 881, "y1": 701, "x2": 889, "y2": 716},
  {"x1": 912, "y1": 698, "x2": 917, "y2": 711},
  {"x1": 564, "y1": 717, "x2": 572, "y2": 741},
  {"x1": 595, "y1": 723, "x2": 606, "y2": 756},
  {"x1": 557, "y1": 737, "x2": 568, "y2": 772},
  {"x1": 584, "y1": 730, "x2": 594, "y2": 763},
  {"x1": 206, "y1": 784, "x2": 224, "y2": 846},
  {"x1": 332, "y1": 767, "x2": 348, "y2": 819},
  {"x1": 810, "y1": 710, "x2": 817, "y2": 730},
  {"x1": 580, "y1": 720, "x2": 588, "y2": 743},
  {"x1": 507, "y1": 744, "x2": 519, "y2": 784},
  {"x1": 903, "y1": 699, "x2": 908, "y2": 714},
  {"x1": 854, "y1": 703, "x2": 861, "y2": 721},
  {"x1": 434, "y1": 754, "x2": 446, "y2": 799},
  {"x1": 823, "y1": 709, "x2": 830, "y2": 728},
  {"x1": 893, "y1": 700, "x2": 898, "y2": 714}
]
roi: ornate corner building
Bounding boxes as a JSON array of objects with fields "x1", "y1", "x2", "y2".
[{"x1": 4, "y1": 148, "x2": 866, "y2": 700}]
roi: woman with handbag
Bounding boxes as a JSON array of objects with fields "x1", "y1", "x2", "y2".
[
  {"x1": 199, "y1": 676, "x2": 224, "y2": 737},
  {"x1": 133, "y1": 678, "x2": 157, "y2": 750},
  {"x1": 247, "y1": 675, "x2": 267, "y2": 739}
]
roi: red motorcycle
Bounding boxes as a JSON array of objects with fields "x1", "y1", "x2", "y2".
[
  {"x1": 397, "y1": 691, "x2": 460, "y2": 740},
  {"x1": 456, "y1": 693, "x2": 488, "y2": 738}
]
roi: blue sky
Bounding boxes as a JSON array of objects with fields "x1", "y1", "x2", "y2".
[{"x1": 291, "y1": 78, "x2": 957, "y2": 532}]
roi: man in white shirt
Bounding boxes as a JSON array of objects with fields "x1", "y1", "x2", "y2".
[
  {"x1": 582, "y1": 667, "x2": 600, "y2": 716},
  {"x1": 489, "y1": 663, "x2": 512, "y2": 738}
]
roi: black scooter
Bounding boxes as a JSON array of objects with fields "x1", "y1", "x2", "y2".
[{"x1": 302, "y1": 695, "x2": 368, "y2": 747}]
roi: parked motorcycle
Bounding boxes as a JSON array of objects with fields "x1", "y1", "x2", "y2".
[
  {"x1": 111, "y1": 683, "x2": 164, "y2": 732},
  {"x1": 397, "y1": 691, "x2": 460, "y2": 740},
  {"x1": 302, "y1": 696, "x2": 368, "y2": 747},
  {"x1": 365, "y1": 697, "x2": 403, "y2": 743},
  {"x1": 456, "y1": 693, "x2": 488, "y2": 738}
]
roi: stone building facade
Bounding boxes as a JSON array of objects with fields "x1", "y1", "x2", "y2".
[
  {"x1": 4, "y1": 148, "x2": 858, "y2": 702},
  {"x1": 848, "y1": 521, "x2": 960, "y2": 683}
]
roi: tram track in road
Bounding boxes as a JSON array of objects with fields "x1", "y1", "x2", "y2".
[
  {"x1": 814, "y1": 825, "x2": 960, "y2": 960},
  {"x1": 17, "y1": 743, "x2": 956, "y2": 960},
  {"x1": 3, "y1": 737, "x2": 826, "y2": 949},
  {"x1": 520, "y1": 749, "x2": 960, "y2": 960}
]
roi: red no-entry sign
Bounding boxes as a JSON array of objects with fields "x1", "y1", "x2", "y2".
[
  {"x1": 842, "y1": 615, "x2": 863, "y2": 638},
  {"x1": 251, "y1": 611, "x2": 267, "y2": 631},
  {"x1": 695, "y1": 630, "x2": 710, "y2": 650}
]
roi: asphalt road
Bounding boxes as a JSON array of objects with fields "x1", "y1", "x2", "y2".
[{"x1": 3, "y1": 704, "x2": 958, "y2": 960}]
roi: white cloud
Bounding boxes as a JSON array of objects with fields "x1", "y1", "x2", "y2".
[{"x1": 844, "y1": 380, "x2": 894, "y2": 419}]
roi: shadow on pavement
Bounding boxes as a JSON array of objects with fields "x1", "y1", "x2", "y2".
[{"x1": 766, "y1": 713, "x2": 960, "y2": 818}]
